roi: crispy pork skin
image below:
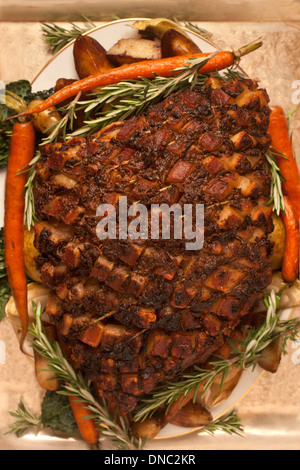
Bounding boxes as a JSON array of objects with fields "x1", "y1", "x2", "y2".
[{"x1": 34, "y1": 76, "x2": 273, "y2": 412}]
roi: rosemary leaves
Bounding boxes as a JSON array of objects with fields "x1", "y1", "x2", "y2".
[
  {"x1": 41, "y1": 18, "x2": 96, "y2": 55},
  {"x1": 266, "y1": 147, "x2": 286, "y2": 216},
  {"x1": 23, "y1": 151, "x2": 41, "y2": 230},
  {"x1": 69, "y1": 54, "x2": 215, "y2": 137}
]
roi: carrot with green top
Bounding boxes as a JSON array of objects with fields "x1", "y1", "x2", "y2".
[
  {"x1": 4, "y1": 121, "x2": 35, "y2": 351},
  {"x1": 268, "y1": 106, "x2": 300, "y2": 223}
]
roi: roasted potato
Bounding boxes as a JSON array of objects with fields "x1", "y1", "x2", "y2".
[
  {"x1": 24, "y1": 227, "x2": 41, "y2": 282},
  {"x1": 34, "y1": 326, "x2": 60, "y2": 391},
  {"x1": 106, "y1": 38, "x2": 161, "y2": 66},
  {"x1": 34, "y1": 350, "x2": 60, "y2": 391},
  {"x1": 199, "y1": 329, "x2": 245, "y2": 408},
  {"x1": 170, "y1": 401, "x2": 212, "y2": 428},
  {"x1": 54, "y1": 77, "x2": 77, "y2": 92},
  {"x1": 258, "y1": 337, "x2": 282, "y2": 373},
  {"x1": 201, "y1": 365, "x2": 243, "y2": 408},
  {"x1": 161, "y1": 29, "x2": 201, "y2": 58},
  {"x1": 268, "y1": 213, "x2": 286, "y2": 271},
  {"x1": 27, "y1": 99, "x2": 62, "y2": 135},
  {"x1": 73, "y1": 34, "x2": 113, "y2": 79},
  {"x1": 131, "y1": 416, "x2": 162, "y2": 440}
]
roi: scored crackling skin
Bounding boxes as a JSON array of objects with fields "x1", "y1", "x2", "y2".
[{"x1": 33, "y1": 76, "x2": 273, "y2": 413}]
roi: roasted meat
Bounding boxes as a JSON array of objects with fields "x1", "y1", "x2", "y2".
[{"x1": 33, "y1": 76, "x2": 273, "y2": 413}]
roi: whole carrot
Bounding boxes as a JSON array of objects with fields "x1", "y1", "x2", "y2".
[
  {"x1": 68, "y1": 395, "x2": 100, "y2": 449},
  {"x1": 13, "y1": 41, "x2": 262, "y2": 119},
  {"x1": 4, "y1": 121, "x2": 35, "y2": 351},
  {"x1": 268, "y1": 106, "x2": 300, "y2": 222},
  {"x1": 281, "y1": 196, "x2": 299, "y2": 283}
]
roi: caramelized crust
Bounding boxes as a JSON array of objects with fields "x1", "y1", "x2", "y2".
[{"x1": 34, "y1": 77, "x2": 273, "y2": 412}]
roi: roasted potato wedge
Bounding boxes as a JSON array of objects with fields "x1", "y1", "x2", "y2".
[
  {"x1": 28, "y1": 100, "x2": 62, "y2": 135},
  {"x1": 34, "y1": 326, "x2": 60, "y2": 391},
  {"x1": 131, "y1": 416, "x2": 162, "y2": 440},
  {"x1": 161, "y1": 29, "x2": 201, "y2": 57},
  {"x1": 201, "y1": 365, "x2": 243, "y2": 408},
  {"x1": 258, "y1": 337, "x2": 282, "y2": 373},
  {"x1": 24, "y1": 227, "x2": 42, "y2": 282},
  {"x1": 268, "y1": 213, "x2": 286, "y2": 271},
  {"x1": 106, "y1": 38, "x2": 161, "y2": 66},
  {"x1": 54, "y1": 77, "x2": 77, "y2": 92},
  {"x1": 170, "y1": 401, "x2": 212, "y2": 428},
  {"x1": 73, "y1": 34, "x2": 113, "y2": 79},
  {"x1": 199, "y1": 328, "x2": 245, "y2": 408},
  {"x1": 34, "y1": 350, "x2": 60, "y2": 391}
]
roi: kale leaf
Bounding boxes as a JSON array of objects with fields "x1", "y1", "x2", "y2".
[
  {"x1": 0, "y1": 80, "x2": 54, "y2": 168},
  {"x1": 0, "y1": 227, "x2": 10, "y2": 321},
  {"x1": 5, "y1": 80, "x2": 31, "y2": 101},
  {"x1": 41, "y1": 389, "x2": 77, "y2": 434}
]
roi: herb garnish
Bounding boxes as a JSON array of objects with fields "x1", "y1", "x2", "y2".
[
  {"x1": 265, "y1": 147, "x2": 286, "y2": 216},
  {"x1": 203, "y1": 410, "x2": 244, "y2": 437},
  {"x1": 23, "y1": 151, "x2": 41, "y2": 231},
  {"x1": 41, "y1": 17, "x2": 97, "y2": 55}
]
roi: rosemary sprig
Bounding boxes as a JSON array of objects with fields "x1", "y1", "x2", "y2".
[
  {"x1": 265, "y1": 147, "x2": 286, "y2": 216},
  {"x1": 133, "y1": 290, "x2": 300, "y2": 422},
  {"x1": 203, "y1": 410, "x2": 244, "y2": 437},
  {"x1": 41, "y1": 17, "x2": 96, "y2": 54},
  {"x1": 23, "y1": 151, "x2": 41, "y2": 230},
  {"x1": 69, "y1": 54, "x2": 215, "y2": 137},
  {"x1": 29, "y1": 302, "x2": 144, "y2": 450},
  {"x1": 173, "y1": 18, "x2": 213, "y2": 39},
  {"x1": 6, "y1": 397, "x2": 42, "y2": 438},
  {"x1": 41, "y1": 92, "x2": 82, "y2": 145}
]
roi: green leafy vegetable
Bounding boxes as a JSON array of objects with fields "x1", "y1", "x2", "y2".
[
  {"x1": 0, "y1": 228, "x2": 10, "y2": 320},
  {"x1": 41, "y1": 389, "x2": 77, "y2": 434},
  {"x1": 0, "y1": 79, "x2": 54, "y2": 169},
  {"x1": 0, "y1": 81, "x2": 32, "y2": 169},
  {"x1": 5, "y1": 80, "x2": 32, "y2": 101},
  {"x1": 25, "y1": 87, "x2": 55, "y2": 105},
  {"x1": 0, "y1": 132, "x2": 10, "y2": 169},
  {"x1": 0, "y1": 104, "x2": 15, "y2": 168}
]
